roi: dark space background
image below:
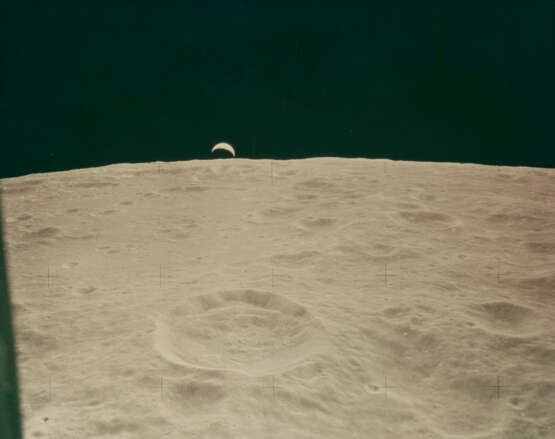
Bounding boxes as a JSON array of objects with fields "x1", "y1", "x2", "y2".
[{"x1": 2, "y1": 1, "x2": 554, "y2": 178}]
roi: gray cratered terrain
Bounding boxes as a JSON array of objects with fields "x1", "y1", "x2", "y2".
[{"x1": 2, "y1": 158, "x2": 554, "y2": 438}]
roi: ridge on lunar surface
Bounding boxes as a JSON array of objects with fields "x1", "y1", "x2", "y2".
[{"x1": 1, "y1": 158, "x2": 554, "y2": 438}]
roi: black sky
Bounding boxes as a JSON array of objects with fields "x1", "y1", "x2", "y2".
[{"x1": 2, "y1": 2, "x2": 554, "y2": 178}]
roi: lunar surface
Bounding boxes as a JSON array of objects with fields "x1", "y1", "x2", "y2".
[{"x1": 1, "y1": 158, "x2": 554, "y2": 438}]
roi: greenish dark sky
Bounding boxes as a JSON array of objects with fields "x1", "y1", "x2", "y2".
[{"x1": 3, "y1": 2, "x2": 554, "y2": 177}]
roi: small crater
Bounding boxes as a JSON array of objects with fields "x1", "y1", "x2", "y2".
[
  {"x1": 92, "y1": 416, "x2": 139, "y2": 435},
  {"x1": 271, "y1": 250, "x2": 320, "y2": 268},
  {"x1": 398, "y1": 211, "x2": 452, "y2": 225},
  {"x1": 3, "y1": 186, "x2": 34, "y2": 195},
  {"x1": 68, "y1": 181, "x2": 119, "y2": 189},
  {"x1": 295, "y1": 194, "x2": 317, "y2": 201},
  {"x1": 519, "y1": 342, "x2": 555, "y2": 367},
  {"x1": 365, "y1": 384, "x2": 381, "y2": 394},
  {"x1": 495, "y1": 173, "x2": 515, "y2": 181},
  {"x1": 371, "y1": 243, "x2": 396, "y2": 254},
  {"x1": 11, "y1": 302, "x2": 26, "y2": 316},
  {"x1": 416, "y1": 332, "x2": 442, "y2": 351},
  {"x1": 160, "y1": 168, "x2": 188, "y2": 175},
  {"x1": 62, "y1": 233, "x2": 99, "y2": 241},
  {"x1": 16, "y1": 327, "x2": 57, "y2": 357},
  {"x1": 185, "y1": 186, "x2": 210, "y2": 192},
  {"x1": 467, "y1": 301, "x2": 543, "y2": 335},
  {"x1": 22, "y1": 179, "x2": 44, "y2": 186},
  {"x1": 477, "y1": 302, "x2": 532, "y2": 325},
  {"x1": 396, "y1": 203, "x2": 420, "y2": 210},
  {"x1": 78, "y1": 287, "x2": 96, "y2": 295},
  {"x1": 418, "y1": 193, "x2": 437, "y2": 202},
  {"x1": 24, "y1": 227, "x2": 59, "y2": 239},
  {"x1": 518, "y1": 273, "x2": 555, "y2": 292},
  {"x1": 509, "y1": 396, "x2": 524, "y2": 408},
  {"x1": 295, "y1": 177, "x2": 334, "y2": 191},
  {"x1": 524, "y1": 241, "x2": 555, "y2": 254},
  {"x1": 262, "y1": 206, "x2": 302, "y2": 218},
  {"x1": 245, "y1": 205, "x2": 304, "y2": 224},
  {"x1": 382, "y1": 306, "x2": 411, "y2": 318},
  {"x1": 299, "y1": 217, "x2": 335, "y2": 229},
  {"x1": 164, "y1": 379, "x2": 228, "y2": 413},
  {"x1": 2, "y1": 179, "x2": 44, "y2": 195},
  {"x1": 163, "y1": 186, "x2": 209, "y2": 193},
  {"x1": 342, "y1": 190, "x2": 364, "y2": 199},
  {"x1": 486, "y1": 212, "x2": 551, "y2": 229}
]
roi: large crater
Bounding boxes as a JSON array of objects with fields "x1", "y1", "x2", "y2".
[{"x1": 153, "y1": 289, "x2": 326, "y2": 376}]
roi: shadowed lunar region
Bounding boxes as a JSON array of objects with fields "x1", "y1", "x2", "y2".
[{"x1": 2, "y1": 158, "x2": 554, "y2": 438}]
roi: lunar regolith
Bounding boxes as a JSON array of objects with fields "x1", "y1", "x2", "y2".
[{"x1": 2, "y1": 158, "x2": 554, "y2": 438}]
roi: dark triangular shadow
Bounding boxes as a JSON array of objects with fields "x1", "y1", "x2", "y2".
[{"x1": 0, "y1": 185, "x2": 23, "y2": 438}]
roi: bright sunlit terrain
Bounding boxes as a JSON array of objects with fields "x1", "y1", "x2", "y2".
[{"x1": 2, "y1": 158, "x2": 554, "y2": 438}]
